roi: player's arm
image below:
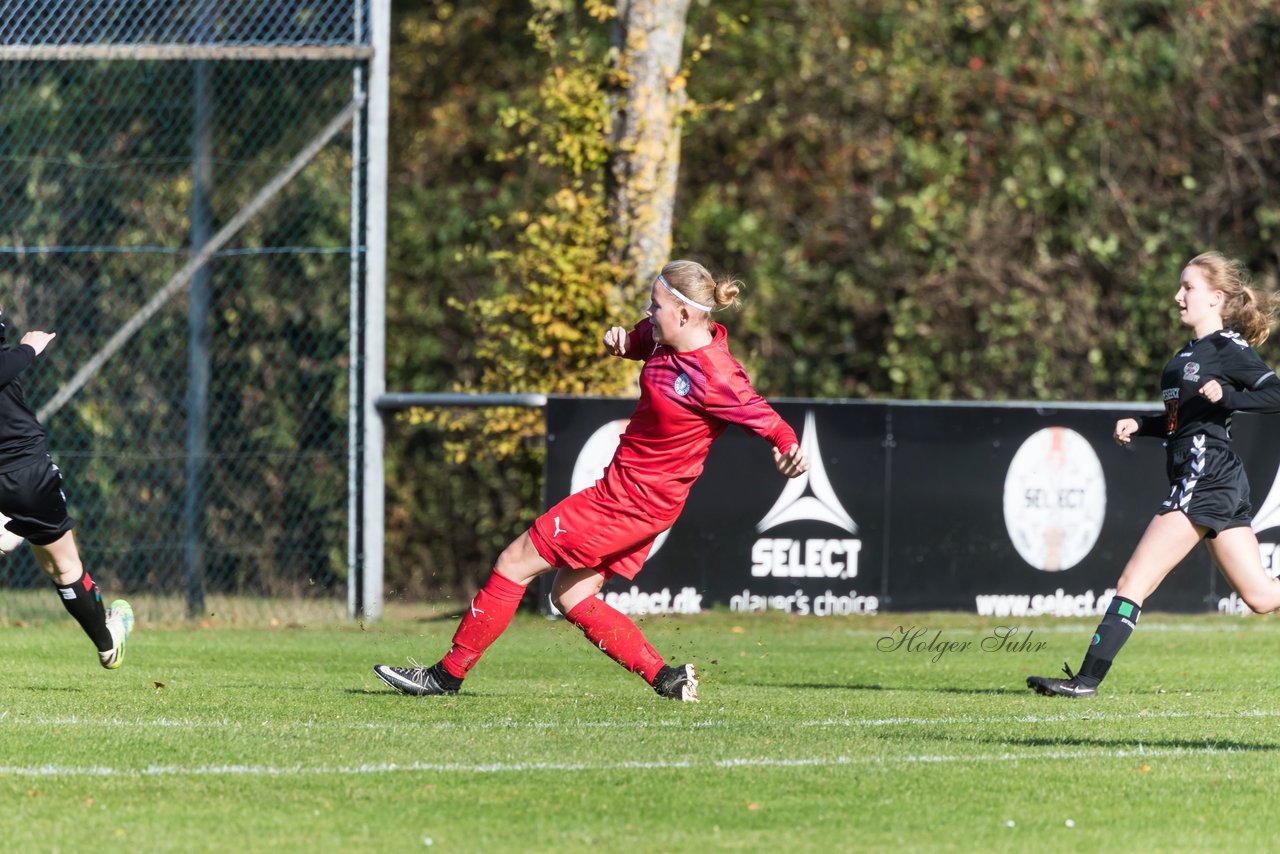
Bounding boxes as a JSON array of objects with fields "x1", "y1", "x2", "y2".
[
  {"x1": 603, "y1": 319, "x2": 652, "y2": 361},
  {"x1": 0, "y1": 331, "x2": 52, "y2": 387},
  {"x1": 1125, "y1": 413, "x2": 1166, "y2": 440},
  {"x1": 1199, "y1": 343, "x2": 1280, "y2": 413},
  {"x1": 1200, "y1": 374, "x2": 1280, "y2": 413},
  {"x1": 701, "y1": 357, "x2": 807, "y2": 477},
  {"x1": 750, "y1": 410, "x2": 808, "y2": 478}
]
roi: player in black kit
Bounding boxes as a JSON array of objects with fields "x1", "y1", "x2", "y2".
[
  {"x1": 0, "y1": 308, "x2": 133, "y2": 669},
  {"x1": 1029, "y1": 251, "x2": 1280, "y2": 697}
]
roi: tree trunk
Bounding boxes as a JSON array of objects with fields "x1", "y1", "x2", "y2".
[{"x1": 607, "y1": 0, "x2": 692, "y2": 303}]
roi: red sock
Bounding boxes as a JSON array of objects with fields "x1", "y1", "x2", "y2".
[
  {"x1": 441, "y1": 570, "x2": 527, "y2": 679},
  {"x1": 564, "y1": 597, "x2": 665, "y2": 683}
]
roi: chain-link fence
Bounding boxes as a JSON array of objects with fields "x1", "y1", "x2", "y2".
[{"x1": 0, "y1": 1, "x2": 374, "y2": 621}]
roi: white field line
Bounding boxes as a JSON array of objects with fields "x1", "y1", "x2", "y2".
[
  {"x1": 0, "y1": 744, "x2": 1260, "y2": 778},
  {"x1": 6, "y1": 707, "x2": 1280, "y2": 733}
]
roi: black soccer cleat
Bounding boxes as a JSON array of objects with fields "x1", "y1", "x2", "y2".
[
  {"x1": 1026, "y1": 663, "x2": 1098, "y2": 698},
  {"x1": 373, "y1": 662, "x2": 461, "y2": 696},
  {"x1": 653, "y1": 663, "x2": 699, "y2": 702}
]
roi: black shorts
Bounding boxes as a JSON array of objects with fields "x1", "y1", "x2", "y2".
[
  {"x1": 0, "y1": 456, "x2": 75, "y2": 546},
  {"x1": 1158, "y1": 435, "x2": 1251, "y2": 537}
]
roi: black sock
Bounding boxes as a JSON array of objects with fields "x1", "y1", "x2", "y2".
[
  {"x1": 429, "y1": 662, "x2": 464, "y2": 690},
  {"x1": 1076, "y1": 595, "x2": 1141, "y2": 687},
  {"x1": 55, "y1": 571, "x2": 113, "y2": 652}
]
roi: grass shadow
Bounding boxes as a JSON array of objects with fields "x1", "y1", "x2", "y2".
[
  {"x1": 989, "y1": 734, "x2": 1280, "y2": 753},
  {"x1": 749, "y1": 681, "x2": 1024, "y2": 695}
]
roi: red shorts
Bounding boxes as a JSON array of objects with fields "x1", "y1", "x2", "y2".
[{"x1": 528, "y1": 480, "x2": 670, "y2": 581}]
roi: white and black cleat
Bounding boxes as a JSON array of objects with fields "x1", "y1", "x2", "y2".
[
  {"x1": 1027, "y1": 663, "x2": 1098, "y2": 698},
  {"x1": 653, "y1": 663, "x2": 699, "y2": 702},
  {"x1": 374, "y1": 661, "x2": 461, "y2": 696}
]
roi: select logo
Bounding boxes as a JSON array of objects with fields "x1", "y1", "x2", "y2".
[
  {"x1": 752, "y1": 411, "x2": 862, "y2": 579},
  {"x1": 1003, "y1": 427, "x2": 1106, "y2": 572}
]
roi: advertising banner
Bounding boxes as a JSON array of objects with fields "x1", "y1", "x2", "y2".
[
  {"x1": 542, "y1": 396, "x2": 1278, "y2": 616},
  {"x1": 541, "y1": 398, "x2": 886, "y2": 617},
  {"x1": 884, "y1": 402, "x2": 1207, "y2": 615}
]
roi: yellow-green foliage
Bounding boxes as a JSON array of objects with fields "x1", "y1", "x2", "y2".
[
  {"x1": 415, "y1": 2, "x2": 637, "y2": 464},
  {"x1": 681, "y1": 0, "x2": 1280, "y2": 401}
]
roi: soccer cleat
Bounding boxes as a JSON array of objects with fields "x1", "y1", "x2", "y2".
[
  {"x1": 1027, "y1": 663, "x2": 1098, "y2": 698},
  {"x1": 373, "y1": 661, "x2": 460, "y2": 696},
  {"x1": 653, "y1": 663, "x2": 699, "y2": 702},
  {"x1": 99, "y1": 599, "x2": 134, "y2": 670}
]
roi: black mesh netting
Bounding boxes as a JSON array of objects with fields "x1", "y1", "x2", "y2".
[{"x1": 0, "y1": 1, "x2": 367, "y2": 619}]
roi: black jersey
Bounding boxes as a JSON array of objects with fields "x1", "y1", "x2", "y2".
[
  {"x1": 0, "y1": 320, "x2": 50, "y2": 473},
  {"x1": 1135, "y1": 329, "x2": 1277, "y2": 443}
]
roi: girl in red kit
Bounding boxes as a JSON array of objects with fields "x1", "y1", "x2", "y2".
[{"x1": 375, "y1": 260, "x2": 809, "y2": 701}]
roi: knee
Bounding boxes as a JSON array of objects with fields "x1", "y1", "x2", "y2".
[
  {"x1": 551, "y1": 575, "x2": 605, "y2": 617},
  {"x1": 493, "y1": 540, "x2": 522, "y2": 577},
  {"x1": 1238, "y1": 586, "x2": 1280, "y2": 615},
  {"x1": 30, "y1": 546, "x2": 83, "y2": 586},
  {"x1": 46, "y1": 569, "x2": 82, "y2": 587},
  {"x1": 550, "y1": 583, "x2": 591, "y2": 617},
  {"x1": 493, "y1": 532, "x2": 548, "y2": 585},
  {"x1": 42, "y1": 565, "x2": 79, "y2": 586}
]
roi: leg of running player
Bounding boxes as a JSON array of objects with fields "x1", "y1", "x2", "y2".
[
  {"x1": 32, "y1": 530, "x2": 133, "y2": 668},
  {"x1": 372, "y1": 530, "x2": 551, "y2": 695},
  {"x1": 30, "y1": 528, "x2": 84, "y2": 586},
  {"x1": 553, "y1": 566, "x2": 663, "y2": 681},
  {"x1": 1028, "y1": 512, "x2": 1202, "y2": 696},
  {"x1": 553, "y1": 565, "x2": 696, "y2": 700},
  {"x1": 1207, "y1": 526, "x2": 1280, "y2": 613},
  {"x1": 1082, "y1": 513, "x2": 1202, "y2": 683},
  {"x1": 1113, "y1": 512, "x2": 1206, "y2": 605},
  {"x1": 438, "y1": 531, "x2": 552, "y2": 679}
]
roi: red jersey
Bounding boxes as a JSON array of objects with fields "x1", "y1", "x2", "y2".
[
  {"x1": 529, "y1": 318, "x2": 797, "y2": 579},
  {"x1": 606, "y1": 318, "x2": 798, "y2": 521}
]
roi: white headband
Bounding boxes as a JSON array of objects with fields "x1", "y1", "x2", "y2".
[{"x1": 657, "y1": 274, "x2": 714, "y2": 313}]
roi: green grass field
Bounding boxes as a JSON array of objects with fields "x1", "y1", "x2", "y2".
[{"x1": 3, "y1": 606, "x2": 1278, "y2": 852}]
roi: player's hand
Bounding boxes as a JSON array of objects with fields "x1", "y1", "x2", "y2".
[
  {"x1": 602, "y1": 326, "x2": 629, "y2": 357},
  {"x1": 1199, "y1": 379, "x2": 1224, "y2": 404},
  {"x1": 773, "y1": 443, "x2": 809, "y2": 478},
  {"x1": 1113, "y1": 417, "x2": 1139, "y2": 446},
  {"x1": 20, "y1": 330, "x2": 55, "y2": 356}
]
